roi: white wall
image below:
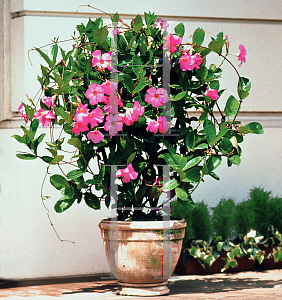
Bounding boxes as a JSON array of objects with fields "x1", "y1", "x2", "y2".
[{"x1": 0, "y1": 0, "x2": 282, "y2": 280}]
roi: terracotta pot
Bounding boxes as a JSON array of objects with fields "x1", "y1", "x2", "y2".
[
  {"x1": 174, "y1": 251, "x2": 226, "y2": 275},
  {"x1": 99, "y1": 218, "x2": 186, "y2": 296}
]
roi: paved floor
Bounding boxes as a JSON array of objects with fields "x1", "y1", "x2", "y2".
[{"x1": 1, "y1": 269, "x2": 282, "y2": 299}]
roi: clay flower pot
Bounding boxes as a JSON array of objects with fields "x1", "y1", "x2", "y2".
[{"x1": 99, "y1": 218, "x2": 186, "y2": 296}]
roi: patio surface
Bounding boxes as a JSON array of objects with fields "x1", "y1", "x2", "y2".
[{"x1": 1, "y1": 269, "x2": 282, "y2": 299}]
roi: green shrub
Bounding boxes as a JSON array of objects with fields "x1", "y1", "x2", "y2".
[
  {"x1": 192, "y1": 201, "x2": 211, "y2": 241},
  {"x1": 269, "y1": 197, "x2": 282, "y2": 233},
  {"x1": 248, "y1": 187, "x2": 272, "y2": 237},
  {"x1": 234, "y1": 200, "x2": 255, "y2": 236},
  {"x1": 211, "y1": 198, "x2": 236, "y2": 240}
]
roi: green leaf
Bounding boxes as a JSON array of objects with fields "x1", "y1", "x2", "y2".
[
  {"x1": 175, "y1": 187, "x2": 188, "y2": 200},
  {"x1": 238, "y1": 77, "x2": 251, "y2": 100},
  {"x1": 127, "y1": 152, "x2": 136, "y2": 165},
  {"x1": 228, "y1": 155, "x2": 241, "y2": 166},
  {"x1": 50, "y1": 174, "x2": 70, "y2": 191},
  {"x1": 30, "y1": 118, "x2": 40, "y2": 134},
  {"x1": 182, "y1": 157, "x2": 202, "y2": 171},
  {"x1": 220, "y1": 137, "x2": 233, "y2": 153},
  {"x1": 133, "y1": 81, "x2": 147, "y2": 94},
  {"x1": 207, "y1": 155, "x2": 222, "y2": 172},
  {"x1": 16, "y1": 153, "x2": 37, "y2": 160},
  {"x1": 123, "y1": 74, "x2": 134, "y2": 93},
  {"x1": 94, "y1": 27, "x2": 109, "y2": 46},
  {"x1": 112, "y1": 12, "x2": 119, "y2": 22},
  {"x1": 183, "y1": 166, "x2": 201, "y2": 183},
  {"x1": 133, "y1": 15, "x2": 143, "y2": 33},
  {"x1": 174, "y1": 91, "x2": 186, "y2": 101},
  {"x1": 54, "y1": 197, "x2": 75, "y2": 213},
  {"x1": 193, "y1": 27, "x2": 205, "y2": 45},
  {"x1": 67, "y1": 169, "x2": 85, "y2": 181},
  {"x1": 22, "y1": 103, "x2": 34, "y2": 120},
  {"x1": 244, "y1": 122, "x2": 264, "y2": 134},
  {"x1": 208, "y1": 39, "x2": 223, "y2": 55},
  {"x1": 161, "y1": 139, "x2": 176, "y2": 155},
  {"x1": 185, "y1": 129, "x2": 196, "y2": 150},
  {"x1": 85, "y1": 193, "x2": 100, "y2": 210},
  {"x1": 174, "y1": 23, "x2": 185, "y2": 37},
  {"x1": 54, "y1": 155, "x2": 64, "y2": 163},
  {"x1": 203, "y1": 120, "x2": 216, "y2": 145},
  {"x1": 35, "y1": 48, "x2": 53, "y2": 67},
  {"x1": 67, "y1": 137, "x2": 82, "y2": 148},
  {"x1": 54, "y1": 106, "x2": 70, "y2": 123},
  {"x1": 21, "y1": 126, "x2": 34, "y2": 141},
  {"x1": 162, "y1": 179, "x2": 179, "y2": 191},
  {"x1": 12, "y1": 135, "x2": 26, "y2": 144},
  {"x1": 224, "y1": 95, "x2": 240, "y2": 117},
  {"x1": 210, "y1": 127, "x2": 229, "y2": 146}
]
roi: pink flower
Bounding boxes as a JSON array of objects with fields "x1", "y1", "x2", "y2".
[
  {"x1": 132, "y1": 101, "x2": 145, "y2": 121},
  {"x1": 179, "y1": 52, "x2": 203, "y2": 71},
  {"x1": 238, "y1": 44, "x2": 247, "y2": 67},
  {"x1": 103, "y1": 96, "x2": 123, "y2": 114},
  {"x1": 85, "y1": 83, "x2": 106, "y2": 105},
  {"x1": 92, "y1": 50, "x2": 112, "y2": 70},
  {"x1": 34, "y1": 109, "x2": 55, "y2": 127},
  {"x1": 157, "y1": 116, "x2": 170, "y2": 133},
  {"x1": 74, "y1": 103, "x2": 89, "y2": 123},
  {"x1": 42, "y1": 96, "x2": 56, "y2": 108},
  {"x1": 116, "y1": 163, "x2": 138, "y2": 183},
  {"x1": 101, "y1": 80, "x2": 118, "y2": 96},
  {"x1": 104, "y1": 114, "x2": 123, "y2": 136},
  {"x1": 145, "y1": 87, "x2": 169, "y2": 107},
  {"x1": 18, "y1": 103, "x2": 28, "y2": 122},
  {"x1": 163, "y1": 34, "x2": 182, "y2": 53},
  {"x1": 204, "y1": 88, "x2": 219, "y2": 101},
  {"x1": 146, "y1": 119, "x2": 159, "y2": 133},
  {"x1": 88, "y1": 107, "x2": 104, "y2": 128},
  {"x1": 154, "y1": 17, "x2": 169, "y2": 32},
  {"x1": 72, "y1": 122, "x2": 89, "y2": 135},
  {"x1": 87, "y1": 130, "x2": 104, "y2": 143},
  {"x1": 122, "y1": 111, "x2": 134, "y2": 126}
]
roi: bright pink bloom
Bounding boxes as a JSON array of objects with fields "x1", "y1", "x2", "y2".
[
  {"x1": 157, "y1": 116, "x2": 170, "y2": 133},
  {"x1": 85, "y1": 83, "x2": 106, "y2": 105},
  {"x1": 18, "y1": 103, "x2": 28, "y2": 122},
  {"x1": 204, "y1": 88, "x2": 219, "y2": 101},
  {"x1": 34, "y1": 109, "x2": 55, "y2": 127},
  {"x1": 116, "y1": 163, "x2": 138, "y2": 183},
  {"x1": 74, "y1": 103, "x2": 89, "y2": 123},
  {"x1": 104, "y1": 114, "x2": 123, "y2": 136},
  {"x1": 238, "y1": 44, "x2": 247, "y2": 67},
  {"x1": 146, "y1": 119, "x2": 159, "y2": 133},
  {"x1": 72, "y1": 121, "x2": 89, "y2": 135},
  {"x1": 179, "y1": 52, "x2": 203, "y2": 71},
  {"x1": 101, "y1": 80, "x2": 118, "y2": 96},
  {"x1": 87, "y1": 130, "x2": 104, "y2": 143},
  {"x1": 42, "y1": 96, "x2": 56, "y2": 108},
  {"x1": 103, "y1": 96, "x2": 123, "y2": 114},
  {"x1": 145, "y1": 87, "x2": 169, "y2": 107},
  {"x1": 122, "y1": 111, "x2": 134, "y2": 126},
  {"x1": 92, "y1": 50, "x2": 112, "y2": 70},
  {"x1": 132, "y1": 101, "x2": 145, "y2": 121},
  {"x1": 163, "y1": 34, "x2": 182, "y2": 53},
  {"x1": 88, "y1": 106, "x2": 104, "y2": 128}
]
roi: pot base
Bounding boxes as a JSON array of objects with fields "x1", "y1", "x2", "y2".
[{"x1": 117, "y1": 281, "x2": 170, "y2": 296}]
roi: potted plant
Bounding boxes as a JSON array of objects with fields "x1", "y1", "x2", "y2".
[{"x1": 13, "y1": 7, "x2": 263, "y2": 296}]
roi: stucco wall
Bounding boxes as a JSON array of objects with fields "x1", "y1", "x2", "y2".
[{"x1": 0, "y1": 0, "x2": 281, "y2": 280}]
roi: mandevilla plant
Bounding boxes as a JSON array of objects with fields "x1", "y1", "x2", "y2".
[{"x1": 13, "y1": 11, "x2": 263, "y2": 221}]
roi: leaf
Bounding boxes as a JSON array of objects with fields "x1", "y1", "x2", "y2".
[
  {"x1": 208, "y1": 39, "x2": 223, "y2": 55},
  {"x1": 183, "y1": 166, "x2": 201, "y2": 183},
  {"x1": 220, "y1": 137, "x2": 233, "y2": 153},
  {"x1": 67, "y1": 137, "x2": 81, "y2": 148},
  {"x1": 185, "y1": 129, "x2": 196, "y2": 150},
  {"x1": 133, "y1": 81, "x2": 147, "y2": 94},
  {"x1": 193, "y1": 27, "x2": 205, "y2": 45},
  {"x1": 244, "y1": 122, "x2": 264, "y2": 134},
  {"x1": 50, "y1": 174, "x2": 70, "y2": 191},
  {"x1": 224, "y1": 95, "x2": 240, "y2": 117},
  {"x1": 54, "y1": 106, "x2": 70, "y2": 123},
  {"x1": 35, "y1": 48, "x2": 53, "y2": 67},
  {"x1": 16, "y1": 153, "x2": 37, "y2": 160},
  {"x1": 67, "y1": 169, "x2": 85, "y2": 181},
  {"x1": 182, "y1": 157, "x2": 202, "y2": 171},
  {"x1": 162, "y1": 179, "x2": 179, "y2": 191},
  {"x1": 123, "y1": 74, "x2": 134, "y2": 93},
  {"x1": 21, "y1": 126, "x2": 34, "y2": 141},
  {"x1": 94, "y1": 27, "x2": 109, "y2": 46},
  {"x1": 238, "y1": 77, "x2": 251, "y2": 100},
  {"x1": 12, "y1": 135, "x2": 26, "y2": 144},
  {"x1": 133, "y1": 15, "x2": 143, "y2": 33},
  {"x1": 173, "y1": 91, "x2": 186, "y2": 101},
  {"x1": 203, "y1": 120, "x2": 216, "y2": 145},
  {"x1": 54, "y1": 197, "x2": 75, "y2": 213},
  {"x1": 228, "y1": 155, "x2": 241, "y2": 166},
  {"x1": 112, "y1": 12, "x2": 119, "y2": 23},
  {"x1": 175, "y1": 187, "x2": 188, "y2": 200},
  {"x1": 161, "y1": 139, "x2": 176, "y2": 155},
  {"x1": 85, "y1": 193, "x2": 100, "y2": 210},
  {"x1": 174, "y1": 23, "x2": 185, "y2": 37},
  {"x1": 127, "y1": 152, "x2": 136, "y2": 165},
  {"x1": 206, "y1": 155, "x2": 222, "y2": 173}
]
